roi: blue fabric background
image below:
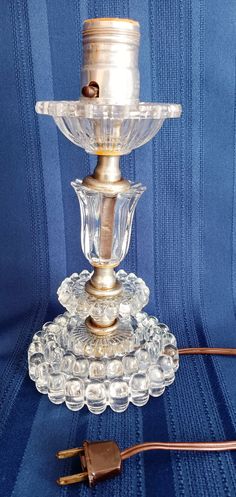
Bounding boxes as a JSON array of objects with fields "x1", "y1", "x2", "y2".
[{"x1": 0, "y1": 1, "x2": 236, "y2": 495}]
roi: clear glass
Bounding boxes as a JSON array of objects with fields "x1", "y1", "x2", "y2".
[
  {"x1": 106, "y1": 359, "x2": 124, "y2": 379},
  {"x1": 86, "y1": 381, "x2": 107, "y2": 414},
  {"x1": 109, "y1": 380, "x2": 129, "y2": 413},
  {"x1": 148, "y1": 365, "x2": 165, "y2": 397},
  {"x1": 48, "y1": 373, "x2": 65, "y2": 404},
  {"x1": 122, "y1": 354, "x2": 139, "y2": 376},
  {"x1": 130, "y1": 372, "x2": 149, "y2": 406},
  {"x1": 35, "y1": 363, "x2": 48, "y2": 394},
  {"x1": 57, "y1": 269, "x2": 150, "y2": 323},
  {"x1": 157, "y1": 355, "x2": 175, "y2": 386},
  {"x1": 71, "y1": 181, "x2": 145, "y2": 266},
  {"x1": 28, "y1": 310, "x2": 178, "y2": 412},
  {"x1": 65, "y1": 378, "x2": 85, "y2": 411},
  {"x1": 35, "y1": 101, "x2": 182, "y2": 155},
  {"x1": 28, "y1": 352, "x2": 44, "y2": 381}
]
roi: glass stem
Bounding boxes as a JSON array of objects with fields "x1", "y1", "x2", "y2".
[
  {"x1": 83, "y1": 156, "x2": 124, "y2": 332},
  {"x1": 85, "y1": 155, "x2": 124, "y2": 297}
]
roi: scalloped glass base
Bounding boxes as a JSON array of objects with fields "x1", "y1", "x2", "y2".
[{"x1": 28, "y1": 311, "x2": 179, "y2": 413}]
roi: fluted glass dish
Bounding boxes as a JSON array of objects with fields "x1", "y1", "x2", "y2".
[
  {"x1": 72, "y1": 180, "x2": 145, "y2": 266},
  {"x1": 35, "y1": 101, "x2": 182, "y2": 155}
]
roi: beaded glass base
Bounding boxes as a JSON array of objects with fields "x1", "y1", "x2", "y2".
[{"x1": 28, "y1": 272, "x2": 179, "y2": 414}]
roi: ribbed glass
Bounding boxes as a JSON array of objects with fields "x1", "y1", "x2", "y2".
[
  {"x1": 72, "y1": 180, "x2": 146, "y2": 266},
  {"x1": 54, "y1": 115, "x2": 164, "y2": 155},
  {"x1": 35, "y1": 101, "x2": 182, "y2": 155}
]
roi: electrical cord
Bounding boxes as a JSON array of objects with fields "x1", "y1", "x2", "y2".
[
  {"x1": 179, "y1": 347, "x2": 236, "y2": 356},
  {"x1": 56, "y1": 346, "x2": 236, "y2": 487},
  {"x1": 120, "y1": 441, "x2": 236, "y2": 460}
]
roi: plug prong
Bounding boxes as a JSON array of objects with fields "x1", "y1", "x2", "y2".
[
  {"x1": 56, "y1": 447, "x2": 84, "y2": 459},
  {"x1": 57, "y1": 472, "x2": 88, "y2": 486}
]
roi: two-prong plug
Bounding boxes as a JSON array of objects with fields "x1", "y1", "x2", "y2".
[
  {"x1": 57, "y1": 440, "x2": 122, "y2": 487},
  {"x1": 56, "y1": 437, "x2": 236, "y2": 488}
]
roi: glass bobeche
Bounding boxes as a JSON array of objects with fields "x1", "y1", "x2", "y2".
[{"x1": 35, "y1": 101, "x2": 181, "y2": 155}]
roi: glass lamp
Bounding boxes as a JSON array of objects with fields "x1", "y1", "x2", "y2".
[{"x1": 28, "y1": 18, "x2": 182, "y2": 414}]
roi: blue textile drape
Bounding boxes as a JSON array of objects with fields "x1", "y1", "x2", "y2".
[{"x1": 0, "y1": 1, "x2": 236, "y2": 496}]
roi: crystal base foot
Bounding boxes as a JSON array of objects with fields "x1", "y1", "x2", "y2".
[{"x1": 28, "y1": 311, "x2": 179, "y2": 414}]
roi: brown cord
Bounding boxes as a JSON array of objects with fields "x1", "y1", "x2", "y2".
[
  {"x1": 121, "y1": 441, "x2": 236, "y2": 461},
  {"x1": 57, "y1": 439, "x2": 236, "y2": 486},
  {"x1": 120, "y1": 348, "x2": 236, "y2": 462},
  {"x1": 178, "y1": 347, "x2": 236, "y2": 356},
  {"x1": 57, "y1": 346, "x2": 236, "y2": 487}
]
